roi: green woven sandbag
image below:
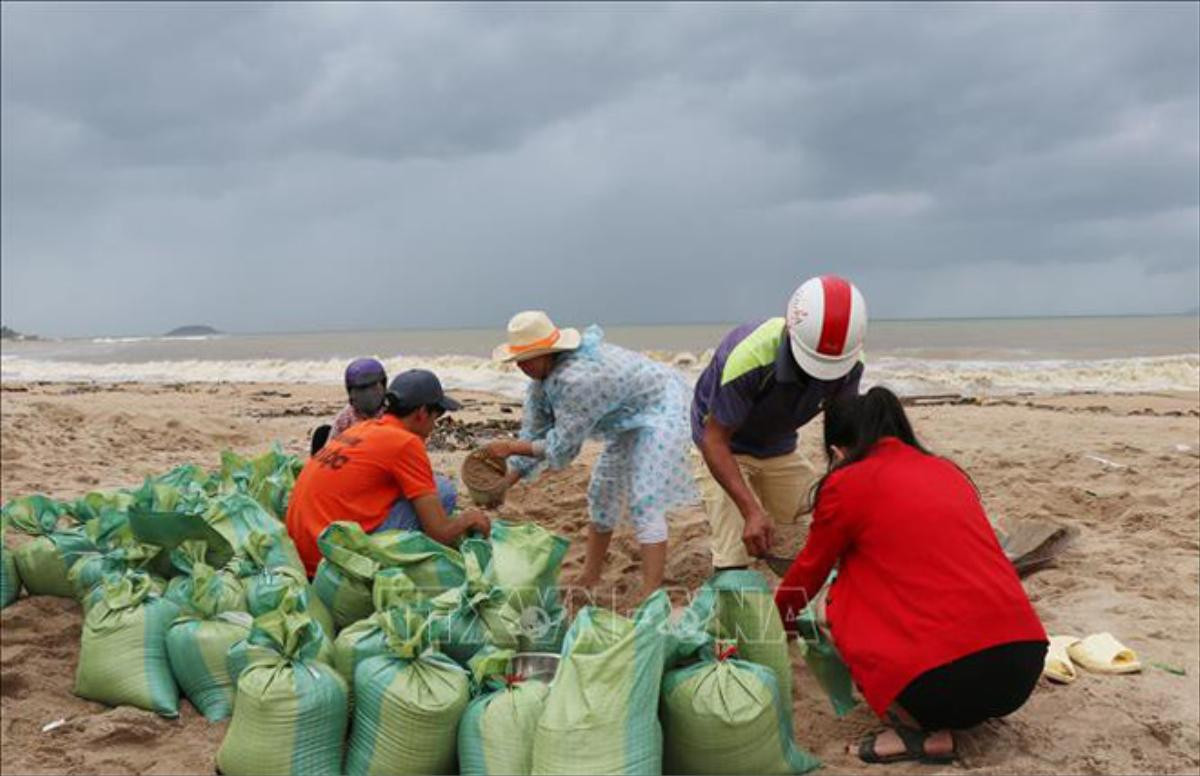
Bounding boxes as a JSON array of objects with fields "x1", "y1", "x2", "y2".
[
  {"x1": 791, "y1": 576, "x2": 858, "y2": 717},
  {"x1": 1, "y1": 524, "x2": 21, "y2": 608},
  {"x1": 74, "y1": 572, "x2": 181, "y2": 716},
  {"x1": 532, "y1": 590, "x2": 671, "y2": 775},
  {"x1": 205, "y1": 492, "x2": 304, "y2": 572},
  {"x1": 343, "y1": 617, "x2": 470, "y2": 776},
  {"x1": 216, "y1": 610, "x2": 349, "y2": 776},
  {"x1": 235, "y1": 531, "x2": 335, "y2": 639},
  {"x1": 313, "y1": 522, "x2": 379, "y2": 630},
  {"x1": 459, "y1": 649, "x2": 550, "y2": 776},
  {"x1": 369, "y1": 529, "x2": 466, "y2": 599},
  {"x1": 69, "y1": 490, "x2": 135, "y2": 524},
  {"x1": 426, "y1": 552, "x2": 522, "y2": 666},
  {"x1": 163, "y1": 540, "x2": 247, "y2": 616},
  {"x1": 228, "y1": 590, "x2": 335, "y2": 682},
  {"x1": 486, "y1": 521, "x2": 570, "y2": 653},
  {"x1": 661, "y1": 643, "x2": 819, "y2": 775},
  {"x1": 675, "y1": 570, "x2": 797, "y2": 727},
  {"x1": 82, "y1": 573, "x2": 167, "y2": 615},
  {"x1": 166, "y1": 610, "x2": 253, "y2": 721},
  {"x1": 5, "y1": 495, "x2": 95, "y2": 598},
  {"x1": 69, "y1": 540, "x2": 161, "y2": 602}
]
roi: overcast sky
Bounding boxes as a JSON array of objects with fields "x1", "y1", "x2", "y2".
[{"x1": 2, "y1": 2, "x2": 1198, "y2": 337}]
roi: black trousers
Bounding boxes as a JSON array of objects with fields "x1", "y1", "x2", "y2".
[{"x1": 897, "y1": 640, "x2": 1047, "y2": 731}]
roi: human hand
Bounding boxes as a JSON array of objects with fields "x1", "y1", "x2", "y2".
[
  {"x1": 463, "y1": 509, "x2": 492, "y2": 538},
  {"x1": 485, "y1": 439, "x2": 516, "y2": 459},
  {"x1": 741, "y1": 508, "x2": 775, "y2": 558}
]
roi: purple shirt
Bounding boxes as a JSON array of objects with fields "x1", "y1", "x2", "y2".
[{"x1": 690, "y1": 318, "x2": 863, "y2": 458}]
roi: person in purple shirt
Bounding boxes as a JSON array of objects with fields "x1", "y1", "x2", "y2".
[{"x1": 692, "y1": 275, "x2": 867, "y2": 568}]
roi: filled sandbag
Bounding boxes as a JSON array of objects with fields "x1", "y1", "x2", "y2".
[
  {"x1": 236, "y1": 531, "x2": 335, "y2": 639},
  {"x1": 215, "y1": 445, "x2": 303, "y2": 520},
  {"x1": 313, "y1": 522, "x2": 380, "y2": 630},
  {"x1": 68, "y1": 489, "x2": 135, "y2": 524},
  {"x1": 343, "y1": 614, "x2": 471, "y2": 776},
  {"x1": 426, "y1": 552, "x2": 522, "y2": 666},
  {"x1": 369, "y1": 528, "x2": 467, "y2": 599},
  {"x1": 674, "y1": 570, "x2": 796, "y2": 726},
  {"x1": 661, "y1": 642, "x2": 820, "y2": 775},
  {"x1": 205, "y1": 491, "x2": 304, "y2": 572},
  {"x1": 216, "y1": 610, "x2": 349, "y2": 776},
  {"x1": 4, "y1": 495, "x2": 94, "y2": 598},
  {"x1": 532, "y1": 590, "x2": 671, "y2": 775},
  {"x1": 791, "y1": 587, "x2": 858, "y2": 717},
  {"x1": 459, "y1": 648, "x2": 550, "y2": 776},
  {"x1": 333, "y1": 608, "x2": 420, "y2": 689},
  {"x1": 227, "y1": 589, "x2": 335, "y2": 680},
  {"x1": 68, "y1": 539, "x2": 161, "y2": 604},
  {"x1": 74, "y1": 572, "x2": 181, "y2": 716},
  {"x1": 163, "y1": 540, "x2": 247, "y2": 616},
  {"x1": 486, "y1": 521, "x2": 570, "y2": 652},
  {"x1": 166, "y1": 610, "x2": 253, "y2": 721}
]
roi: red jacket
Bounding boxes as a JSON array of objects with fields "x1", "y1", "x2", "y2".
[{"x1": 775, "y1": 438, "x2": 1046, "y2": 716}]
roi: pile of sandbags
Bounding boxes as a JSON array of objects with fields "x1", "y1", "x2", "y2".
[{"x1": 3, "y1": 494, "x2": 94, "y2": 598}]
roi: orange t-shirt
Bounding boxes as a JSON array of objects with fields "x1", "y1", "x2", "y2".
[{"x1": 286, "y1": 414, "x2": 437, "y2": 576}]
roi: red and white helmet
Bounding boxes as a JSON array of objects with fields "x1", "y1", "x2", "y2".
[{"x1": 786, "y1": 275, "x2": 867, "y2": 380}]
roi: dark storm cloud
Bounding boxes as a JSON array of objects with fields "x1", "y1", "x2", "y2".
[{"x1": 2, "y1": 2, "x2": 1197, "y2": 336}]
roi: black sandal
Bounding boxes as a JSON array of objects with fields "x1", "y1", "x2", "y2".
[{"x1": 855, "y1": 726, "x2": 956, "y2": 765}]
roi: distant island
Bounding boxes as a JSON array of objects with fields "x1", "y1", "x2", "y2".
[
  {"x1": 0, "y1": 324, "x2": 39, "y2": 341},
  {"x1": 163, "y1": 325, "x2": 222, "y2": 337}
]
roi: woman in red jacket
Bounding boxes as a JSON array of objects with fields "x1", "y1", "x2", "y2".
[{"x1": 775, "y1": 387, "x2": 1047, "y2": 764}]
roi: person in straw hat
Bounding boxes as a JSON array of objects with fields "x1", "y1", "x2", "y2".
[{"x1": 485, "y1": 310, "x2": 696, "y2": 600}]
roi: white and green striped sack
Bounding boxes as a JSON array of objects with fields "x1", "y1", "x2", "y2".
[
  {"x1": 661, "y1": 642, "x2": 820, "y2": 775},
  {"x1": 369, "y1": 528, "x2": 467, "y2": 600},
  {"x1": 426, "y1": 552, "x2": 522, "y2": 666},
  {"x1": 313, "y1": 522, "x2": 380, "y2": 630},
  {"x1": 166, "y1": 610, "x2": 253, "y2": 721},
  {"x1": 344, "y1": 616, "x2": 470, "y2": 776},
  {"x1": 4, "y1": 494, "x2": 95, "y2": 598},
  {"x1": 74, "y1": 571, "x2": 182, "y2": 717},
  {"x1": 459, "y1": 648, "x2": 550, "y2": 776},
  {"x1": 216, "y1": 610, "x2": 349, "y2": 776},
  {"x1": 532, "y1": 590, "x2": 672, "y2": 775},
  {"x1": 163, "y1": 540, "x2": 247, "y2": 616},
  {"x1": 486, "y1": 521, "x2": 570, "y2": 652},
  {"x1": 1, "y1": 521, "x2": 22, "y2": 608}
]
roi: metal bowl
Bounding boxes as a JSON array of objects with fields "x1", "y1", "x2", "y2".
[{"x1": 511, "y1": 652, "x2": 560, "y2": 683}]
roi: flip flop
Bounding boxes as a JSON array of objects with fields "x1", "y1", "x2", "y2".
[
  {"x1": 1067, "y1": 632, "x2": 1142, "y2": 674},
  {"x1": 855, "y1": 727, "x2": 955, "y2": 765},
  {"x1": 1043, "y1": 635, "x2": 1080, "y2": 684}
]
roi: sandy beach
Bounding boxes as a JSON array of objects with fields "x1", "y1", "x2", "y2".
[{"x1": 1, "y1": 380, "x2": 1198, "y2": 775}]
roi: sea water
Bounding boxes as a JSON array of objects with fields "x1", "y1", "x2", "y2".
[{"x1": 2, "y1": 316, "x2": 1197, "y2": 399}]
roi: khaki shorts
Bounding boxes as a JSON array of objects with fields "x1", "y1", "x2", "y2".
[{"x1": 695, "y1": 449, "x2": 819, "y2": 568}]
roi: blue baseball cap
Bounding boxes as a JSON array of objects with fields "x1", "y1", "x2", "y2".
[
  {"x1": 345, "y1": 358, "x2": 387, "y2": 389},
  {"x1": 386, "y1": 369, "x2": 462, "y2": 412}
]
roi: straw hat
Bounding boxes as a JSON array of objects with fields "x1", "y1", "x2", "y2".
[{"x1": 492, "y1": 311, "x2": 582, "y2": 363}]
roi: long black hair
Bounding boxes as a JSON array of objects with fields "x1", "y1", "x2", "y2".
[{"x1": 810, "y1": 386, "x2": 935, "y2": 505}]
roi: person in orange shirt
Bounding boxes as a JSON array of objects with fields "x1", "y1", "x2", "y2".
[{"x1": 286, "y1": 369, "x2": 491, "y2": 576}]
